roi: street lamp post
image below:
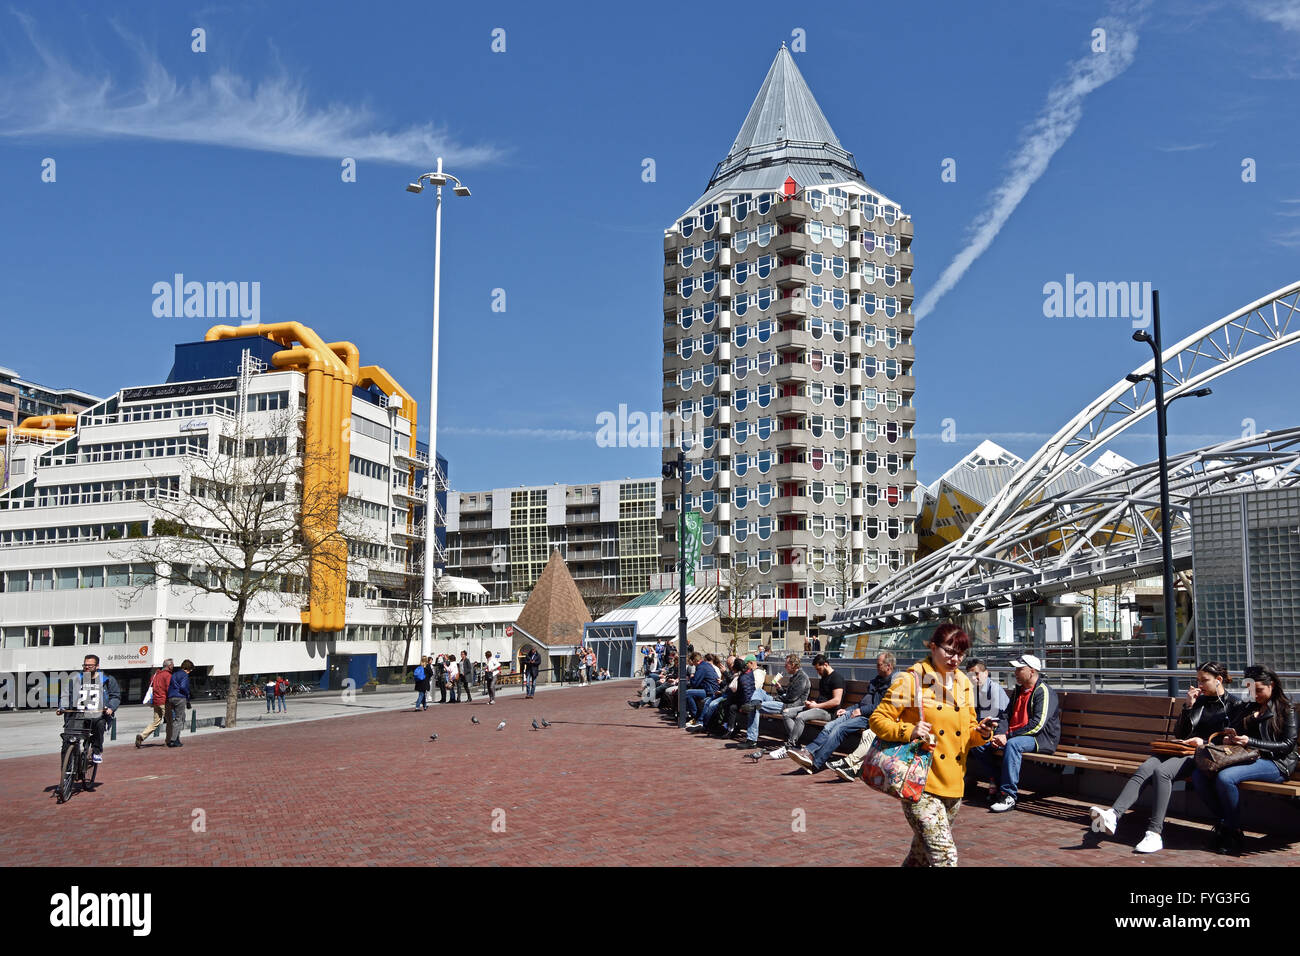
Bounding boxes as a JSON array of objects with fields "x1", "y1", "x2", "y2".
[
  {"x1": 407, "y1": 158, "x2": 471, "y2": 659},
  {"x1": 663, "y1": 450, "x2": 688, "y2": 728},
  {"x1": 1127, "y1": 290, "x2": 1211, "y2": 695}
]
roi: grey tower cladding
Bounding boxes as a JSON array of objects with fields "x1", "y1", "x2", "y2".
[{"x1": 661, "y1": 46, "x2": 918, "y2": 615}]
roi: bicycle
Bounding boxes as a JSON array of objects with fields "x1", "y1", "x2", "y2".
[{"x1": 55, "y1": 713, "x2": 99, "y2": 804}]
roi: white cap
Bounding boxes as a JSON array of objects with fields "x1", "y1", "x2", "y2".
[{"x1": 1009, "y1": 654, "x2": 1044, "y2": 671}]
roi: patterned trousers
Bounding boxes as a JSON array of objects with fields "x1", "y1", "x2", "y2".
[{"x1": 900, "y1": 792, "x2": 962, "y2": 867}]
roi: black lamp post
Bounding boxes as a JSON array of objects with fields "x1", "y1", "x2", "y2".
[
  {"x1": 663, "y1": 451, "x2": 689, "y2": 728},
  {"x1": 1127, "y1": 290, "x2": 1212, "y2": 695}
]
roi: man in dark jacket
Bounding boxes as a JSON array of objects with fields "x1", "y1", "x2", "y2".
[
  {"x1": 166, "y1": 660, "x2": 195, "y2": 748},
  {"x1": 682, "y1": 654, "x2": 720, "y2": 726},
  {"x1": 64, "y1": 654, "x2": 122, "y2": 764},
  {"x1": 794, "y1": 651, "x2": 896, "y2": 773},
  {"x1": 971, "y1": 654, "x2": 1059, "y2": 812}
]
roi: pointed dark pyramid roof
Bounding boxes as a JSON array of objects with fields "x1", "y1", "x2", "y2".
[
  {"x1": 514, "y1": 550, "x2": 592, "y2": 647},
  {"x1": 698, "y1": 45, "x2": 865, "y2": 204}
]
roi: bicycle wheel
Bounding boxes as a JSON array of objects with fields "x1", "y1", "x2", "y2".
[
  {"x1": 57, "y1": 743, "x2": 76, "y2": 803},
  {"x1": 84, "y1": 741, "x2": 98, "y2": 790}
]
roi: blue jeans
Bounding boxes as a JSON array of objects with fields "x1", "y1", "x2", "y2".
[
  {"x1": 265, "y1": 692, "x2": 274, "y2": 712},
  {"x1": 743, "y1": 688, "x2": 787, "y2": 742},
  {"x1": 415, "y1": 690, "x2": 427, "y2": 709},
  {"x1": 276, "y1": 694, "x2": 286, "y2": 712},
  {"x1": 685, "y1": 688, "x2": 710, "y2": 720},
  {"x1": 969, "y1": 734, "x2": 1041, "y2": 799},
  {"x1": 808, "y1": 711, "x2": 871, "y2": 768},
  {"x1": 699, "y1": 695, "x2": 728, "y2": 730},
  {"x1": 524, "y1": 672, "x2": 537, "y2": 696},
  {"x1": 1192, "y1": 760, "x2": 1285, "y2": 830}
]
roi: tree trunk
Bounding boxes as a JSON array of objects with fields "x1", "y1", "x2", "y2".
[{"x1": 226, "y1": 596, "x2": 247, "y2": 728}]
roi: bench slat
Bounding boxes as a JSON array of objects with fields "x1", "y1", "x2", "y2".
[{"x1": 1060, "y1": 692, "x2": 1178, "y2": 718}]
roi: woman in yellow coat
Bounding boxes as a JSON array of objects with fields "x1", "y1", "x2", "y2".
[{"x1": 869, "y1": 623, "x2": 998, "y2": 866}]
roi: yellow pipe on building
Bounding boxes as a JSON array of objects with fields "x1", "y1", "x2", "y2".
[
  {"x1": 0, "y1": 427, "x2": 75, "y2": 442},
  {"x1": 18, "y1": 414, "x2": 78, "y2": 430},
  {"x1": 207, "y1": 323, "x2": 356, "y2": 634}
]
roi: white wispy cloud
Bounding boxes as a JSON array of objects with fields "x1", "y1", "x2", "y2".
[
  {"x1": 915, "y1": 0, "x2": 1150, "y2": 321},
  {"x1": 1272, "y1": 227, "x2": 1300, "y2": 248},
  {"x1": 1156, "y1": 142, "x2": 1215, "y2": 151},
  {"x1": 0, "y1": 13, "x2": 504, "y2": 166},
  {"x1": 1243, "y1": 0, "x2": 1300, "y2": 32}
]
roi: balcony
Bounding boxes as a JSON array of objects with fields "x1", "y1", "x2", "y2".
[
  {"x1": 773, "y1": 296, "x2": 808, "y2": 320},
  {"x1": 773, "y1": 263, "x2": 810, "y2": 289},
  {"x1": 776, "y1": 428, "x2": 810, "y2": 449},
  {"x1": 771, "y1": 394, "x2": 811, "y2": 417},
  {"x1": 779, "y1": 495, "x2": 811, "y2": 514},
  {"x1": 899, "y1": 220, "x2": 914, "y2": 241},
  {"x1": 773, "y1": 231, "x2": 811, "y2": 258},
  {"x1": 776, "y1": 363, "x2": 810, "y2": 384},
  {"x1": 776, "y1": 199, "x2": 810, "y2": 225},
  {"x1": 771, "y1": 329, "x2": 809, "y2": 354}
]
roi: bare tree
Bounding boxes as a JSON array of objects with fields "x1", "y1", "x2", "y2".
[
  {"x1": 720, "y1": 561, "x2": 766, "y2": 657},
  {"x1": 576, "y1": 580, "x2": 623, "y2": 620},
  {"x1": 383, "y1": 571, "x2": 448, "y2": 680},
  {"x1": 119, "y1": 410, "x2": 379, "y2": 728},
  {"x1": 820, "y1": 545, "x2": 860, "y2": 611}
]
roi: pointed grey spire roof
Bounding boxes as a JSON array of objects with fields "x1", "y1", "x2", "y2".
[{"x1": 698, "y1": 46, "x2": 865, "y2": 204}]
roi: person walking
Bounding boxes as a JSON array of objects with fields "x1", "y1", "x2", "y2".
[
  {"x1": 413, "y1": 657, "x2": 431, "y2": 711},
  {"x1": 136, "y1": 659, "x2": 174, "y2": 747},
  {"x1": 166, "y1": 660, "x2": 195, "y2": 748},
  {"x1": 523, "y1": 645, "x2": 541, "y2": 699},
  {"x1": 869, "y1": 623, "x2": 997, "y2": 867},
  {"x1": 484, "y1": 651, "x2": 500, "y2": 704},
  {"x1": 275, "y1": 676, "x2": 289, "y2": 713},
  {"x1": 434, "y1": 655, "x2": 448, "y2": 704},
  {"x1": 457, "y1": 650, "x2": 474, "y2": 703},
  {"x1": 586, "y1": 647, "x2": 597, "y2": 685}
]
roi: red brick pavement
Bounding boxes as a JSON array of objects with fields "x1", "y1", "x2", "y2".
[{"x1": 1, "y1": 682, "x2": 1295, "y2": 867}]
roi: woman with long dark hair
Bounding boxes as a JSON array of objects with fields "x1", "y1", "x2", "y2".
[
  {"x1": 1089, "y1": 661, "x2": 1236, "y2": 853},
  {"x1": 1191, "y1": 664, "x2": 1297, "y2": 856}
]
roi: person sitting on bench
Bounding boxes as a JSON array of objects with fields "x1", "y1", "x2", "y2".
[
  {"x1": 733, "y1": 654, "x2": 810, "y2": 750},
  {"x1": 781, "y1": 655, "x2": 845, "y2": 767},
  {"x1": 968, "y1": 654, "x2": 1059, "y2": 813},
  {"x1": 1088, "y1": 661, "x2": 1236, "y2": 854}
]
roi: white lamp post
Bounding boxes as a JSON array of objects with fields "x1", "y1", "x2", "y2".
[{"x1": 407, "y1": 158, "x2": 471, "y2": 657}]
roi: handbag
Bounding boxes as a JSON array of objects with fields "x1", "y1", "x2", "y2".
[
  {"x1": 1150, "y1": 739, "x2": 1197, "y2": 758},
  {"x1": 1194, "y1": 731, "x2": 1259, "y2": 774},
  {"x1": 862, "y1": 667, "x2": 932, "y2": 803}
]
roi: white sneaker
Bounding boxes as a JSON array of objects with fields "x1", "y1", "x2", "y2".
[
  {"x1": 91, "y1": 752, "x2": 103, "y2": 764},
  {"x1": 989, "y1": 795, "x2": 1017, "y2": 813},
  {"x1": 767, "y1": 746, "x2": 788, "y2": 760},
  {"x1": 684, "y1": 720, "x2": 700, "y2": 730},
  {"x1": 1135, "y1": 831, "x2": 1163, "y2": 853},
  {"x1": 1089, "y1": 806, "x2": 1118, "y2": 836}
]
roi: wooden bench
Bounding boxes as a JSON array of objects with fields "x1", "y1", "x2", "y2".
[
  {"x1": 753, "y1": 676, "x2": 877, "y2": 749},
  {"x1": 1021, "y1": 691, "x2": 1181, "y2": 775},
  {"x1": 1018, "y1": 693, "x2": 1300, "y2": 807}
]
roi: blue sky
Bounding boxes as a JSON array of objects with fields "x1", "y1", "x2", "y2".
[{"x1": 1, "y1": 0, "x2": 1298, "y2": 491}]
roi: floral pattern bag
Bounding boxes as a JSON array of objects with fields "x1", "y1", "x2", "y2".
[{"x1": 862, "y1": 667, "x2": 932, "y2": 803}]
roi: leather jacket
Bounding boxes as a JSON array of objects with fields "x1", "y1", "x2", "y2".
[
  {"x1": 1229, "y1": 698, "x2": 1299, "y2": 778},
  {"x1": 1174, "y1": 691, "x2": 1236, "y2": 740}
]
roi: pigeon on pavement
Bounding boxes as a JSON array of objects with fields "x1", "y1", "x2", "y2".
[
  {"x1": 429, "y1": 734, "x2": 438, "y2": 741},
  {"x1": 531, "y1": 719, "x2": 540, "y2": 731},
  {"x1": 471, "y1": 716, "x2": 480, "y2": 724},
  {"x1": 540, "y1": 718, "x2": 551, "y2": 728},
  {"x1": 496, "y1": 720, "x2": 506, "y2": 731}
]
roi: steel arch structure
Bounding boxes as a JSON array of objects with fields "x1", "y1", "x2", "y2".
[{"x1": 827, "y1": 280, "x2": 1300, "y2": 630}]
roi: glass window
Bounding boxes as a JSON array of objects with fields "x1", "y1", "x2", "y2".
[
  {"x1": 81, "y1": 566, "x2": 104, "y2": 589},
  {"x1": 55, "y1": 567, "x2": 79, "y2": 590}
]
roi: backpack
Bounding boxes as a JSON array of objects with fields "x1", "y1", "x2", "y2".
[{"x1": 414, "y1": 665, "x2": 427, "y2": 681}]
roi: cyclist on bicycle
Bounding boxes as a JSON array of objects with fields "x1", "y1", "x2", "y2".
[{"x1": 57, "y1": 654, "x2": 122, "y2": 765}]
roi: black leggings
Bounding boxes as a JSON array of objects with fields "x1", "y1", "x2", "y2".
[{"x1": 1111, "y1": 755, "x2": 1194, "y2": 835}]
